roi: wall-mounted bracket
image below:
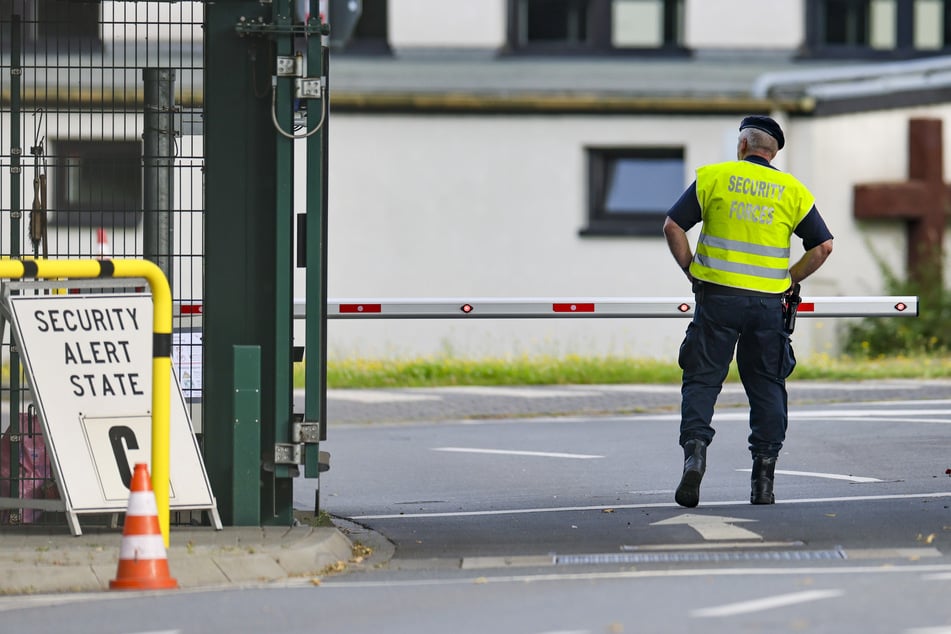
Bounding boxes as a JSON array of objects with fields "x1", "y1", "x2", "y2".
[{"x1": 235, "y1": 17, "x2": 328, "y2": 39}]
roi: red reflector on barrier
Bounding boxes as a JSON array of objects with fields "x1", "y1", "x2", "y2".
[
  {"x1": 460, "y1": 304, "x2": 473, "y2": 314},
  {"x1": 180, "y1": 304, "x2": 202, "y2": 315},
  {"x1": 678, "y1": 303, "x2": 691, "y2": 312},
  {"x1": 895, "y1": 302, "x2": 907, "y2": 312},
  {"x1": 799, "y1": 302, "x2": 815, "y2": 312},
  {"x1": 340, "y1": 304, "x2": 382, "y2": 314},
  {"x1": 552, "y1": 303, "x2": 595, "y2": 313}
]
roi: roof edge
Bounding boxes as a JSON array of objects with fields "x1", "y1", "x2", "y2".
[{"x1": 328, "y1": 92, "x2": 812, "y2": 115}]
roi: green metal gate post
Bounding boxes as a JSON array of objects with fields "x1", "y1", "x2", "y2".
[
  {"x1": 204, "y1": 1, "x2": 326, "y2": 525},
  {"x1": 268, "y1": 2, "x2": 295, "y2": 522},
  {"x1": 303, "y1": 26, "x2": 329, "y2": 477},
  {"x1": 204, "y1": 1, "x2": 284, "y2": 525},
  {"x1": 7, "y1": 13, "x2": 23, "y2": 500}
]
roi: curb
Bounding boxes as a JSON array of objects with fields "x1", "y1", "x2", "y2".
[{"x1": 0, "y1": 526, "x2": 355, "y2": 595}]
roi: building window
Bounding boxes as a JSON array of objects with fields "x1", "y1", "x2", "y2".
[
  {"x1": 0, "y1": 0, "x2": 101, "y2": 49},
  {"x1": 582, "y1": 148, "x2": 684, "y2": 236},
  {"x1": 507, "y1": 0, "x2": 685, "y2": 55},
  {"x1": 50, "y1": 140, "x2": 142, "y2": 229},
  {"x1": 805, "y1": 0, "x2": 951, "y2": 58},
  {"x1": 338, "y1": 0, "x2": 390, "y2": 55},
  {"x1": 520, "y1": 0, "x2": 589, "y2": 47}
]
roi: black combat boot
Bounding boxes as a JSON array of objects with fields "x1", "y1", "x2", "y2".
[
  {"x1": 675, "y1": 439, "x2": 707, "y2": 508},
  {"x1": 750, "y1": 455, "x2": 777, "y2": 505}
]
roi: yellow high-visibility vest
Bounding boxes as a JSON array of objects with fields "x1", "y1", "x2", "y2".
[{"x1": 689, "y1": 159, "x2": 815, "y2": 293}]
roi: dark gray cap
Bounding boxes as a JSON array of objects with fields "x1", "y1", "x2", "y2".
[{"x1": 739, "y1": 115, "x2": 785, "y2": 150}]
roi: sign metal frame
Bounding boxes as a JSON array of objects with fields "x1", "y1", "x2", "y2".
[{"x1": 0, "y1": 278, "x2": 222, "y2": 535}]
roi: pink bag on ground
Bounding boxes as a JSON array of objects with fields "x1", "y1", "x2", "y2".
[{"x1": 0, "y1": 411, "x2": 59, "y2": 524}]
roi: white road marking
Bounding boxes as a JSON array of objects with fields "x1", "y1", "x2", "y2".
[
  {"x1": 351, "y1": 491, "x2": 951, "y2": 520},
  {"x1": 791, "y1": 408, "x2": 951, "y2": 419},
  {"x1": 427, "y1": 386, "x2": 604, "y2": 399},
  {"x1": 622, "y1": 540, "x2": 802, "y2": 551},
  {"x1": 735, "y1": 469, "x2": 882, "y2": 483},
  {"x1": 698, "y1": 409, "x2": 951, "y2": 423},
  {"x1": 326, "y1": 389, "x2": 440, "y2": 403},
  {"x1": 433, "y1": 447, "x2": 603, "y2": 460},
  {"x1": 312, "y1": 563, "x2": 951, "y2": 589},
  {"x1": 691, "y1": 589, "x2": 844, "y2": 618},
  {"x1": 825, "y1": 417, "x2": 951, "y2": 425},
  {"x1": 650, "y1": 513, "x2": 761, "y2": 541}
]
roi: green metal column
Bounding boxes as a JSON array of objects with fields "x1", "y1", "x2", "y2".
[
  {"x1": 303, "y1": 28, "x2": 328, "y2": 476},
  {"x1": 231, "y1": 345, "x2": 262, "y2": 525},
  {"x1": 268, "y1": 1, "x2": 296, "y2": 523},
  {"x1": 204, "y1": 0, "x2": 326, "y2": 526},
  {"x1": 204, "y1": 1, "x2": 282, "y2": 525},
  {"x1": 8, "y1": 13, "x2": 22, "y2": 493}
]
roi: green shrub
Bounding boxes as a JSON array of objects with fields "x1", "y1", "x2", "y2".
[{"x1": 842, "y1": 254, "x2": 951, "y2": 356}]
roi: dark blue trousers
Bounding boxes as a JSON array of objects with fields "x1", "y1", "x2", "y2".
[{"x1": 677, "y1": 294, "x2": 796, "y2": 458}]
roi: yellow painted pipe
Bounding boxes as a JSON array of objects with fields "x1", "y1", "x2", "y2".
[{"x1": 1, "y1": 258, "x2": 173, "y2": 547}]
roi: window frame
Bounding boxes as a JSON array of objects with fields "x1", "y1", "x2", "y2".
[
  {"x1": 335, "y1": 0, "x2": 391, "y2": 56},
  {"x1": 49, "y1": 138, "x2": 143, "y2": 229},
  {"x1": 0, "y1": 0, "x2": 102, "y2": 51},
  {"x1": 505, "y1": 0, "x2": 688, "y2": 56},
  {"x1": 803, "y1": 0, "x2": 951, "y2": 59},
  {"x1": 581, "y1": 146, "x2": 685, "y2": 237}
]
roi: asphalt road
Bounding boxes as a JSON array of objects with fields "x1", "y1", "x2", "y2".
[
  {"x1": 309, "y1": 395, "x2": 951, "y2": 561},
  {"x1": 1, "y1": 382, "x2": 949, "y2": 634},
  {"x1": 295, "y1": 385, "x2": 951, "y2": 632}
]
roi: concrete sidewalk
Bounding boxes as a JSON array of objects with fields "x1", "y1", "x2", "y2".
[{"x1": 0, "y1": 516, "x2": 393, "y2": 595}]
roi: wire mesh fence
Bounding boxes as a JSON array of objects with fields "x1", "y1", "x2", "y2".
[{"x1": 0, "y1": 1, "x2": 204, "y2": 527}]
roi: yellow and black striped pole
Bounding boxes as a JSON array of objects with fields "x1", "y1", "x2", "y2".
[{"x1": 2, "y1": 259, "x2": 173, "y2": 546}]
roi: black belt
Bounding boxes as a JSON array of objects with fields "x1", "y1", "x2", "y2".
[{"x1": 693, "y1": 281, "x2": 782, "y2": 300}]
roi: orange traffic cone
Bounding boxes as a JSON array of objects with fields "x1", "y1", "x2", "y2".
[{"x1": 110, "y1": 463, "x2": 178, "y2": 590}]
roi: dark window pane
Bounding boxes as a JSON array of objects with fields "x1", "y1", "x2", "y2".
[
  {"x1": 528, "y1": 0, "x2": 569, "y2": 41},
  {"x1": 523, "y1": 0, "x2": 589, "y2": 44},
  {"x1": 51, "y1": 140, "x2": 142, "y2": 228},
  {"x1": 351, "y1": 0, "x2": 387, "y2": 40},
  {"x1": 604, "y1": 158, "x2": 683, "y2": 214},
  {"x1": 37, "y1": 0, "x2": 99, "y2": 40},
  {"x1": 823, "y1": 0, "x2": 869, "y2": 45},
  {"x1": 343, "y1": 0, "x2": 389, "y2": 53},
  {"x1": 583, "y1": 148, "x2": 684, "y2": 236}
]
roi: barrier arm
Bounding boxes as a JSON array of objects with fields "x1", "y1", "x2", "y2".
[
  {"x1": 294, "y1": 296, "x2": 919, "y2": 320},
  {"x1": 2, "y1": 259, "x2": 173, "y2": 547}
]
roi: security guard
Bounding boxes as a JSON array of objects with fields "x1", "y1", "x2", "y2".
[{"x1": 663, "y1": 115, "x2": 834, "y2": 508}]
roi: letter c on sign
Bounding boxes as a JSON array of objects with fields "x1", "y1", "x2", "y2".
[{"x1": 108, "y1": 425, "x2": 139, "y2": 489}]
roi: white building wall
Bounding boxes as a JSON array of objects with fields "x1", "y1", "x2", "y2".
[
  {"x1": 685, "y1": 0, "x2": 805, "y2": 51},
  {"x1": 319, "y1": 109, "x2": 916, "y2": 361},
  {"x1": 783, "y1": 106, "x2": 951, "y2": 355},
  {"x1": 389, "y1": 0, "x2": 508, "y2": 51}
]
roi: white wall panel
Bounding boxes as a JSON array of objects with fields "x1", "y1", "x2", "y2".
[
  {"x1": 389, "y1": 0, "x2": 507, "y2": 50},
  {"x1": 685, "y1": 0, "x2": 804, "y2": 51}
]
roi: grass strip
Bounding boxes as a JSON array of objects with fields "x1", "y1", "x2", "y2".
[{"x1": 293, "y1": 353, "x2": 951, "y2": 389}]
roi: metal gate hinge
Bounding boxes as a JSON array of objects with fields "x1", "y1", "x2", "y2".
[
  {"x1": 273, "y1": 442, "x2": 301, "y2": 465},
  {"x1": 291, "y1": 421, "x2": 321, "y2": 444}
]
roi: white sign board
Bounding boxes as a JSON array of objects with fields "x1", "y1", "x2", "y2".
[{"x1": 7, "y1": 292, "x2": 216, "y2": 518}]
